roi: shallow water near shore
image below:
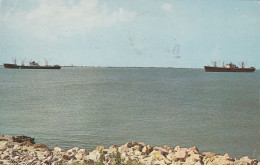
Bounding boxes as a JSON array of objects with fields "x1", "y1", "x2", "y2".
[{"x1": 0, "y1": 67, "x2": 259, "y2": 160}]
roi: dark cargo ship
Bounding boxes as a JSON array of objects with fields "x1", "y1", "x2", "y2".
[
  {"x1": 204, "y1": 62, "x2": 255, "y2": 72},
  {"x1": 4, "y1": 60, "x2": 61, "y2": 69}
]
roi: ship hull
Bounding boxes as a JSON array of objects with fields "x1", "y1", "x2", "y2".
[
  {"x1": 4, "y1": 64, "x2": 61, "y2": 69},
  {"x1": 204, "y1": 66, "x2": 255, "y2": 72}
]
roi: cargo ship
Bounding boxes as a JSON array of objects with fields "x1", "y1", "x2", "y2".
[
  {"x1": 204, "y1": 62, "x2": 255, "y2": 72},
  {"x1": 4, "y1": 59, "x2": 61, "y2": 69}
]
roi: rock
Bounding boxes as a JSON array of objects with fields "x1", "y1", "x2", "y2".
[
  {"x1": 67, "y1": 147, "x2": 79, "y2": 154},
  {"x1": 134, "y1": 150, "x2": 143, "y2": 156},
  {"x1": 154, "y1": 159, "x2": 167, "y2": 165},
  {"x1": 124, "y1": 142, "x2": 134, "y2": 148},
  {"x1": 105, "y1": 147, "x2": 117, "y2": 155},
  {"x1": 121, "y1": 154, "x2": 130, "y2": 164},
  {"x1": 33, "y1": 143, "x2": 50, "y2": 151},
  {"x1": 36, "y1": 152, "x2": 46, "y2": 160},
  {"x1": 1, "y1": 154, "x2": 10, "y2": 160},
  {"x1": 27, "y1": 159, "x2": 36, "y2": 165},
  {"x1": 162, "y1": 145, "x2": 172, "y2": 151},
  {"x1": 51, "y1": 156, "x2": 59, "y2": 162},
  {"x1": 142, "y1": 146, "x2": 151, "y2": 155},
  {"x1": 147, "y1": 145, "x2": 153, "y2": 150},
  {"x1": 44, "y1": 156, "x2": 53, "y2": 164},
  {"x1": 1, "y1": 136, "x2": 259, "y2": 165},
  {"x1": 138, "y1": 142, "x2": 146, "y2": 147},
  {"x1": 175, "y1": 148, "x2": 188, "y2": 161},
  {"x1": 0, "y1": 141, "x2": 8, "y2": 151},
  {"x1": 12, "y1": 136, "x2": 35, "y2": 146},
  {"x1": 171, "y1": 162, "x2": 182, "y2": 165},
  {"x1": 164, "y1": 158, "x2": 172, "y2": 164},
  {"x1": 131, "y1": 141, "x2": 139, "y2": 146},
  {"x1": 94, "y1": 145, "x2": 105, "y2": 152},
  {"x1": 87, "y1": 150, "x2": 100, "y2": 162},
  {"x1": 153, "y1": 146, "x2": 169, "y2": 156},
  {"x1": 68, "y1": 159, "x2": 76, "y2": 164},
  {"x1": 239, "y1": 156, "x2": 258, "y2": 165},
  {"x1": 78, "y1": 148, "x2": 89, "y2": 155},
  {"x1": 0, "y1": 160, "x2": 11, "y2": 164},
  {"x1": 194, "y1": 161, "x2": 203, "y2": 165},
  {"x1": 190, "y1": 154, "x2": 201, "y2": 161},
  {"x1": 109, "y1": 144, "x2": 118, "y2": 149},
  {"x1": 202, "y1": 152, "x2": 219, "y2": 158},
  {"x1": 0, "y1": 135, "x2": 12, "y2": 141},
  {"x1": 105, "y1": 153, "x2": 114, "y2": 162},
  {"x1": 223, "y1": 153, "x2": 235, "y2": 162},
  {"x1": 224, "y1": 153, "x2": 230, "y2": 158},
  {"x1": 185, "y1": 156, "x2": 199, "y2": 164},
  {"x1": 13, "y1": 144, "x2": 22, "y2": 151},
  {"x1": 132, "y1": 145, "x2": 142, "y2": 152},
  {"x1": 149, "y1": 150, "x2": 169, "y2": 162},
  {"x1": 189, "y1": 146, "x2": 199, "y2": 154},
  {"x1": 51, "y1": 160, "x2": 61, "y2": 165},
  {"x1": 53, "y1": 147, "x2": 65, "y2": 153},
  {"x1": 167, "y1": 152, "x2": 178, "y2": 161},
  {"x1": 140, "y1": 156, "x2": 153, "y2": 164},
  {"x1": 13, "y1": 155, "x2": 20, "y2": 160},
  {"x1": 149, "y1": 150, "x2": 164, "y2": 157},
  {"x1": 62, "y1": 154, "x2": 71, "y2": 161},
  {"x1": 118, "y1": 145, "x2": 131, "y2": 153},
  {"x1": 174, "y1": 145, "x2": 181, "y2": 152},
  {"x1": 203, "y1": 154, "x2": 235, "y2": 165},
  {"x1": 203, "y1": 156, "x2": 222, "y2": 164},
  {"x1": 75, "y1": 152, "x2": 84, "y2": 160},
  {"x1": 120, "y1": 152, "x2": 128, "y2": 161},
  {"x1": 129, "y1": 155, "x2": 136, "y2": 161}
]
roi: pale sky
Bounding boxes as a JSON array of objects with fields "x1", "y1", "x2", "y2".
[{"x1": 0, "y1": 0, "x2": 259, "y2": 68}]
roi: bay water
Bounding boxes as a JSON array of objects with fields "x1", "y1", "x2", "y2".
[{"x1": 0, "y1": 66, "x2": 259, "y2": 160}]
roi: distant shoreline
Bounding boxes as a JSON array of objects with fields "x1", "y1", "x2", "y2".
[
  {"x1": 61, "y1": 66, "x2": 200, "y2": 69},
  {"x1": 0, "y1": 65, "x2": 199, "y2": 69}
]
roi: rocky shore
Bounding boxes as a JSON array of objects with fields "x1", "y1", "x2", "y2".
[{"x1": 0, "y1": 135, "x2": 258, "y2": 165}]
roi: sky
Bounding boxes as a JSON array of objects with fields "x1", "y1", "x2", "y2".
[{"x1": 0, "y1": 0, "x2": 259, "y2": 68}]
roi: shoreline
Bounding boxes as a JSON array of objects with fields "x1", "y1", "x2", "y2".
[{"x1": 0, "y1": 135, "x2": 259, "y2": 165}]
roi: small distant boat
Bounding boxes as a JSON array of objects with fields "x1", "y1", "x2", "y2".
[
  {"x1": 4, "y1": 59, "x2": 61, "y2": 69},
  {"x1": 204, "y1": 62, "x2": 255, "y2": 72}
]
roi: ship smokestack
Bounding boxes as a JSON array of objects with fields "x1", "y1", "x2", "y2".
[{"x1": 223, "y1": 61, "x2": 225, "y2": 68}]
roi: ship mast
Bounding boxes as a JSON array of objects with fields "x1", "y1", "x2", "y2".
[
  {"x1": 21, "y1": 58, "x2": 26, "y2": 66},
  {"x1": 239, "y1": 61, "x2": 247, "y2": 69},
  {"x1": 212, "y1": 61, "x2": 216, "y2": 67},
  {"x1": 44, "y1": 58, "x2": 48, "y2": 66},
  {"x1": 12, "y1": 57, "x2": 17, "y2": 65}
]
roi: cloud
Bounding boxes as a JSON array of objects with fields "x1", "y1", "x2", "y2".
[
  {"x1": 3, "y1": 0, "x2": 136, "y2": 40},
  {"x1": 162, "y1": 3, "x2": 172, "y2": 12},
  {"x1": 0, "y1": 0, "x2": 2, "y2": 12},
  {"x1": 0, "y1": 0, "x2": 19, "y2": 21},
  {"x1": 0, "y1": 0, "x2": 2, "y2": 20}
]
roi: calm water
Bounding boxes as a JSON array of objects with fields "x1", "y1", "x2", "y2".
[{"x1": 0, "y1": 67, "x2": 259, "y2": 160}]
